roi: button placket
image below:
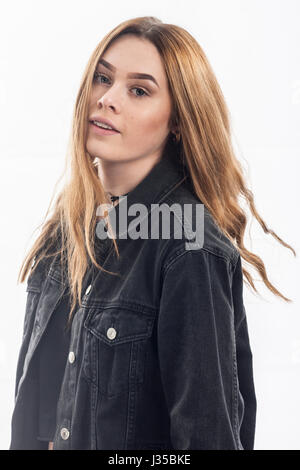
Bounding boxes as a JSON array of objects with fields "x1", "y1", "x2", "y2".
[{"x1": 56, "y1": 303, "x2": 87, "y2": 448}]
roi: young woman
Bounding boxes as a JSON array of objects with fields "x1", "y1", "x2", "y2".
[{"x1": 9, "y1": 16, "x2": 295, "y2": 450}]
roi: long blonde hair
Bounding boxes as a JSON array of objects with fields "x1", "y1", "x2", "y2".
[{"x1": 18, "y1": 16, "x2": 296, "y2": 327}]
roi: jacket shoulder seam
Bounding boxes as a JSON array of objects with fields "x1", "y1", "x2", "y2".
[
  {"x1": 161, "y1": 194, "x2": 239, "y2": 267},
  {"x1": 162, "y1": 245, "x2": 236, "y2": 279}
]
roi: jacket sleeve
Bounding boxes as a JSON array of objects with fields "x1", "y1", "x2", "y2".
[
  {"x1": 157, "y1": 248, "x2": 256, "y2": 450},
  {"x1": 13, "y1": 256, "x2": 49, "y2": 402},
  {"x1": 232, "y1": 255, "x2": 257, "y2": 450}
]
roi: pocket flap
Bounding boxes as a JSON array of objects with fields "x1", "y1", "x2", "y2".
[{"x1": 84, "y1": 307, "x2": 155, "y2": 345}]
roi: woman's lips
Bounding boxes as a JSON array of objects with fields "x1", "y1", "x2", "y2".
[{"x1": 89, "y1": 122, "x2": 120, "y2": 135}]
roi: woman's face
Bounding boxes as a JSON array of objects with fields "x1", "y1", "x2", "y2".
[{"x1": 86, "y1": 35, "x2": 174, "y2": 164}]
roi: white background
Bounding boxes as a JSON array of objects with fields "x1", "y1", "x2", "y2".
[{"x1": 0, "y1": 0, "x2": 299, "y2": 450}]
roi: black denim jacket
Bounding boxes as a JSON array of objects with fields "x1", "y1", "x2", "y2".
[{"x1": 9, "y1": 143, "x2": 257, "y2": 450}]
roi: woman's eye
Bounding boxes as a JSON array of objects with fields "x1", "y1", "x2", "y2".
[
  {"x1": 131, "y1": 87, "x2": 148, "y2": 98},
  {"x1": 93, "y1": 72, "x2": 149, "y2": 98},
  {"x1": 94, "y1": 72, "x2": 109, "y2": 84}
]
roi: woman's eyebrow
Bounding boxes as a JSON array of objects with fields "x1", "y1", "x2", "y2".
[{"x1": 97, "y1": 58, "x2": 160, "y2": 88}]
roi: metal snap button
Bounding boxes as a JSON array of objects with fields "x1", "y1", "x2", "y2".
[
  {"x1": 60, "y1": 427, "x2": 70, "y2": 440},
  {"x1": 107, "y1": 327, "x2": 117, "y2": 340},
  {"x1": 85, "y1": 284, "x2": 92, "y2": 295},
  {"x1": 68, "y1": 351, "x2": 75, "y2": 363}
]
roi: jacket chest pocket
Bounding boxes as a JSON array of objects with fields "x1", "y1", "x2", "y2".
[{"x1": 83, "y1": 306, "x2": 155, "y2": 398}]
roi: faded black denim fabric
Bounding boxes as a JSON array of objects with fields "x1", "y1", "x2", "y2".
[
  {"x1": 36, "y1": 263, "x2": 97, "y2": 442},
  {"x1": 36, "y1": 290, "x2": 72, "y2": 442},
  {"x1": 9, "y1": 140, "x2": 256, "y2": 450}
]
